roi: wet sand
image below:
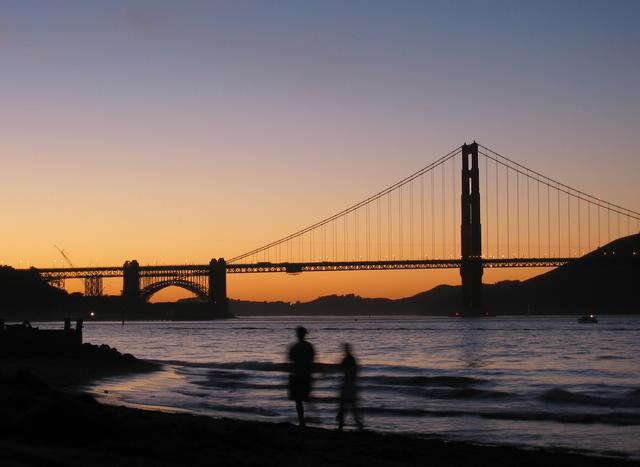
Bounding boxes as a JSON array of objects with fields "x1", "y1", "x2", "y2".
[{"x1": 0, "y1": 355, "x2": 638, "y2": 467}]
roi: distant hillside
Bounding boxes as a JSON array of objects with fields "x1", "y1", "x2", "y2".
[
  {"x1": 231, "y1": 234, "x2": 640, "y2": 316},
  {"x1": 0, "y1": 266, "x2": 68, "y2": 316},
  {"x1": 500, "y1": 233, "x2": 639, "y2": 314}
]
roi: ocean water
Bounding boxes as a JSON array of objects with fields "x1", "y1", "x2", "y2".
[{"x1": 74, "y1": 315, "x2": 639, "y2": 459}]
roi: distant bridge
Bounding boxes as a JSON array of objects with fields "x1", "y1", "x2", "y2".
[{"x1": 29, "y1": 142, "x2": 640, "y2": 315}]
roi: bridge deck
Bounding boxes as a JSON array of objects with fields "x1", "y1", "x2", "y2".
[{"x1": 33, "y1": 258, "x2": 576, "y2": 279}]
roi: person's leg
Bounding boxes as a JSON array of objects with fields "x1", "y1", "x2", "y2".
[
  {"x1": 296, "y1": 400, "x2": 305, "y2": 427},
  {"x1": 336, "y1": 400, "x2": 345, "y2": 430},
  {"x1": 352, "y1": 402, "x2": 364, "y2": 430}
]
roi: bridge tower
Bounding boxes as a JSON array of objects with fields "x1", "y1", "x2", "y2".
[
  {"x1": 209, "y1": 258, "x2": 228, "y2": 314},
  {"x1": 122, "y1": 260, "x2": 140, "y2": 303},
  {"x1": 460, "y1": 142, "x2": 484, "y2": 315}
]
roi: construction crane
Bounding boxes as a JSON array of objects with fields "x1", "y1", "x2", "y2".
[{"x1": 53, "y1": 245, "x2": 75, "y2": 268}]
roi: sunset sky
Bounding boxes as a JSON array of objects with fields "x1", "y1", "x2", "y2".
[{"x1": 2, "y1": 1, "x2": 639, "y2": 302}]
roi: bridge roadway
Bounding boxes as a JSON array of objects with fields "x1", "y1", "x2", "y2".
[{"x1": 34, "y1": 258, "x2": 575, "y2": 279}]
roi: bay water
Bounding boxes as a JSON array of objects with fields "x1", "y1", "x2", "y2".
[{"x1": 72, "y1": 315, "x2": 639, "y2": 458}]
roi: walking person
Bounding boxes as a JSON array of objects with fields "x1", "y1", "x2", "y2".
[
  {"x1": 336, "y1": 343, "x2": 364, "y2": 431},
  {"x1": 288, "y1": 326, "x2": 315, "y2": 427}
]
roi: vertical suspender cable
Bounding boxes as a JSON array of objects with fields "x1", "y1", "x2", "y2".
[
  {"x1": 527, "y1": 171, "x2": 530, "y2": 257},
  {"x1": 547, "y1": 181, "x2": 551, "y2": 257},
  {"x1": 431, "y1": 169, "x2": 435, "y2": 258},
  {"x1": 399, "y1": 186, "x2": 403, "y2": 259},
  {"x1": 485, "y1": 153, "x2": 489, "y2": 257},
  {"x1": 442, "y1": 163, "x2": 446, "y2": 258},
  {"x1": 506, "y1": 161, "x2": 510, "y2": 257},
  {"x1": 344, "y1": 214, "x2": 348, "y2": 261},
  {"x1": 557, "y1": 184, "x2": 561, "y2": 257},
  {"x1": 333, "y1": 219, "x2": 338, "y2": 261},
  {"x1": 355, "y1": 208, "x2": 359, "y2": 260},
  {"x1": 587, "y1": 201, "x2": 591, "y2": 252},
  {"x1": 452, "y1": 156, "x2": 456, "y2": 257},
  {"x1": 568, "y1": 191, "x2": 571, "y2": 256},
  {"x1": 516, "y1": 167, "x2": 520, "y2": 257},
  {"x1": 410, "y1": 179, "x2": 414, "y2": 259},
  {"x1": 577, "y1": 195, "x2": 581, "y2": 255},
  {"x1": 421, "y1": 175, "x2": 424, "y2": 258},
  {"x1": 366, "y1": 203, "x2": 370, "y2": 261},
  {"x1": 322, "y1": 224, "x2": 325, "y2": 261},
  {"x1": 388, "y1": 192, "x2": 392, "y2": 258},
  {"x1": 377, "y1": 197, "x2": 381, "y2": 260},
  {"x1": 496, "y1": 158, "x2": 500, "y2": 258},
  {"x1": 537, "y1": 176, "x2": 541, "y2": 257},
  {"x1": 598, "y1": 205, "x2": 601, "y2": 247}
]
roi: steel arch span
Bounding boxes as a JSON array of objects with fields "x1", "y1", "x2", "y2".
[{"x1": 139, "y1": 279, "x2": 208, "y2": 302}]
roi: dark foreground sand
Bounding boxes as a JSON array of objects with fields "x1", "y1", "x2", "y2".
[{"x1": 1, "y1": 356, "x2": 638, "y2": 467}]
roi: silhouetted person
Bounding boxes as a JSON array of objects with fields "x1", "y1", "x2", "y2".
[
  {"x1": 288, "y1": 325, "x2": 315, "y2": 427},
  {"x1": 336, "y1": 343, "x2": 363, "y2": 431}
]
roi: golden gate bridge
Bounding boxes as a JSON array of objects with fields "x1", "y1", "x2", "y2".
[{"x1": 29, "y1": 142, "x2": 640, "y2": 315}]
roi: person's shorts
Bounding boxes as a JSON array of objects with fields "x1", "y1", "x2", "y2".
[{"x1": 288, "y1": 374, "x2": 312, "y2": 401}]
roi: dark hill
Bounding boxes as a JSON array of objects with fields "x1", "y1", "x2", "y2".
[
  {"x1": 399, "y1": 234, "x2": 640, "y2": 315},
  {"x1": 0, "y1": 266, "x2": 68, "y2": 312},
  {"x1": 509, "y1": 233, "x2": 639, "y2": 313}
]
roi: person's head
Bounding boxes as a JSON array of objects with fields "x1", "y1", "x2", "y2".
[
  {"x1": 343, "y1": 342, "x2": 352, "y2": 354},
  {"x1": 296, "y1": 326, "x2": 308, "y2": 340}
]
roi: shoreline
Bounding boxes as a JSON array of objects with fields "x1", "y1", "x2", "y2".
[
  {"x1": 1, "y1": 355, "x2": 639, "y2": 466},
  {"x1": 0, "y1": 344, "x2": 160, "y2": 389}
]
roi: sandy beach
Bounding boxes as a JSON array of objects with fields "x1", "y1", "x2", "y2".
[{"x1": 1, "y1": 352, "x2": 638, "y2": 467}]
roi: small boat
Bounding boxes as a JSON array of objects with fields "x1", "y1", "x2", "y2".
[{"x1": 577, "y1": 314, "x2": 598, "y2": 323}]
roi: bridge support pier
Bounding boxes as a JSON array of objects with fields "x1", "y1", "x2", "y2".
[
  {"x1": 84, "y1": 275, "x2": 103, "y2": 296},
  {"x1": 209, "y1": 258, "x2": 228, "y2": 315},
  {"x1": 460, "y1": 142, "x2": 484, "y2": 315},
  {"x1": 122, "y1": 260, "x2": 140, "y2": 303}
]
